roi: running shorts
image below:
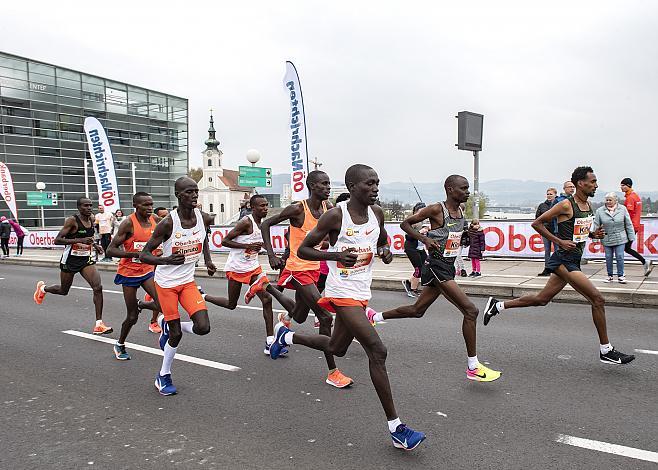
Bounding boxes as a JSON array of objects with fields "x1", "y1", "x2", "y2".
[
  {"x1": 60, "y1": 256, "x2": 96, "y2": 274},
  {"x1": 114, "y1": 271, "x2": 154, "y2": 288},
  {"x1": 277, "y1": 268, "x2": 321, "y2": 290},
  {"x1": 155, "y1": 280, "x2": 206, "y2": 322},
  {"x1": 317, "y1": 297, "x2": 368, "y2": 313},
  {"x1": 545, "y1": 250, "x2": 582, "y2": 273},
  {"x1": 421, "y1": 256, "x2": 456, "y2": 285},
  {"x1": 226, "y1": 267, "x2": 263, "y2": 285}
]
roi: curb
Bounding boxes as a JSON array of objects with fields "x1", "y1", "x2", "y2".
[{"x1": 3, "y1": 258, "x2": 656, "y2": 308}]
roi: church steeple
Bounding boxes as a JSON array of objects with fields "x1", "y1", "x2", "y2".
[{"x1": 204, "y1": 109, "x2": 220, "y2": 151}]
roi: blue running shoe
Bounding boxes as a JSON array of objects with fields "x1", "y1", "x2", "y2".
[
  {"x1": 269, "y1": 322, "x2": 292, "y2": 360},
  {"x1": 391, "y1": 424, "x2": 426, "y2": 451},
  {"x1": 264, "y1": 341, "x2": 289, "y2": 357},
  {"x1": 154, "y1": 373, "x2": 177, "y2": 396},
  {"x1": 113, "y1": 342, "x2": 131, "y2": 361},
  {"x1": 157, "y1": 315, "x2": 169, "y2": 351}
]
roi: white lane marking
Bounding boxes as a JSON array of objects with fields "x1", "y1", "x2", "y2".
[
  {"x1": 0, "y1": 277, "x2": 4, "y2": 280},
  {"x1": 62, "y1": 330, "x2": 240, "y2": 372},
  {"x1": 555, "y1": 434, "x2": 658, "y2": 463},
  {"x1": 635, "y1": 349, "x2": 658, "y2": 355}
]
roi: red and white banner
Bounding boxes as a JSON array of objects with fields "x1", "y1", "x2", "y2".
[
  {"x1": 0, "y1": 162, "x2": 19, "y2": 219},
  {"x1": 10, "y1": 220, "x2": 658, "y2": 259},
  {"x1": 83, "y1": 117, "x2": 121, "y2": 214}
]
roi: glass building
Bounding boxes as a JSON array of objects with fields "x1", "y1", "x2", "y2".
[{"x1": 0, "y1": 51, "x2": 188, "y2": 227}]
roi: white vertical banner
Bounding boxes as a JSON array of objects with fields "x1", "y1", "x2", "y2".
[
  {"x1": 0, "y1": 162, "x2": 19, "y2": 219},
  {"x1": 83, "y1": 117, "x2": 121, "y2": 213},
  {"x1": 283, "y1": 61, "x2": 309, "y2": 201}
]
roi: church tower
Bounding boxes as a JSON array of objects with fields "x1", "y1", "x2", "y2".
[{"x1": 200, "y1": 110, "x2": 223, "y2": 189}]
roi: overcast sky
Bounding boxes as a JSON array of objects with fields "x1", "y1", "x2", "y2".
[{"x1": 2, "y1": 1, "x2": 657, "y2": 189}]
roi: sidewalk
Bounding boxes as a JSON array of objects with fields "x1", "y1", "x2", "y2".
[{"x1": 2, "y1": 249, "x2": 657, "y2": 308}]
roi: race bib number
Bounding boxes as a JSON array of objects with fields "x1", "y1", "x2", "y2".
[
  {"x1": 243, "y1": 248, "x2": 259, "y2": 262},
  {"x1": 173, "y1": 242, "x2": 203, "y2": 264},
  {"x1": 132, "y1": 242, "x2": 163, "y2": 263},
  {"x1": 336, "y1": 245, "x2": 374, "y2": 276},
  {"x1": 573, "y1": 216, "x2": 593, "y2": 243},
  {"x1": 443, "y1": 231, "x2": 462, "y2": 258},
  {"x1": 71, "y1": 243, "x2": 91, "y2": 257}
]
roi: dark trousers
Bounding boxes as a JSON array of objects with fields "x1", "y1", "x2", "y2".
[
  {"x1": 100, "y1": 233, "x2": 112, "y2": 260},
  {"x1": 624, "y1": 237, "x2": 645, "y2": 265},
  {"x1": 16, "y1": 236, "x2": 24, "y2": 255},
  {"x1": 542, "y1": 236, "x2": 555, "y2": 266},
  {"x1": 1, "y1": 237, "x2": 9, "y2": 256}
]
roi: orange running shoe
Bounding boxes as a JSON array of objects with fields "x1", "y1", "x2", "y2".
[
  {"x1": 144, "y1": 293, "x2": 153, "y2": 302},
  {"x1": 148, "y1": 322, "x2": 162, "y2": 334},
  {"x1": 277, "y1": 312, "x2": 291, "y2": 329},
  {"x1": 93, "y1": 322, "x2": 113, "y2": 335},
  {"x1": 244, "y1": 274, "x2": 270, "y2": 304},
  {"x1": 326, "y1": 369, "x2": 353, "y2": 388},
  {"x1": 33, "y1": 281, "x2": 46, "y2": 305}
]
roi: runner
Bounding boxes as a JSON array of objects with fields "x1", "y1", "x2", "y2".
[
  {"x1": 139, "y1": 177, "x2": 217, "y2": 395},
  {"x1": 33, "y1": 197, "x2": 112, "y2": 335},
  {"x1": 106, "y1": 192, "x2": 163, "y2": 360},
  {"x1": 367, "y1": 175, "x2": 501, "y2": 382},
  {"x1": 200, "y1": 194, "x2": 278, "y2": 355},
  {"x1": 268, "y1": 164, "x2": 426, "y2": 450},
  {"x1": 483, "y1": 166, "x2": 636, "y2": 365},
  {"x1": 258, "y1": 170, "x2": 353, "y2": 388}
]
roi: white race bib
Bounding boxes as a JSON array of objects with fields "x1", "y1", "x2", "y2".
[
  {"x1": 71, "y1": 243, "x2": 91, "y2": 257},
  {"x1": 573, "y1": 216, "x2": 593, "y2": 243},
  {"x1": 443, "y1": 231, "x2": 462, "y2": 258}
]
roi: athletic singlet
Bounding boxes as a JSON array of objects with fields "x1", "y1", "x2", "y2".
[
  {"x1": 225, "y1": 214, "x2": 262, "y2": 273},
  {"x1": 556, "y1": 196, "x2": 593, "y2": 254},
  {"x1": 285, "y1": 199, "x2": 328, "y2": 272},
  {"x1": 426, "y1": 202, "x2": 465, "y2": 259},
  {"x1": 60, "y1": 215, "x2": 96, "y2": 265},
  {"x1": 155, "y1": 208, "x2": 205, "y2": 288},
  {"x1": 117, "y1": 213, "x2": 158, "y2": 278},
  {"x1": 325, "y1": 201, "x2": 379, "y2": 301}
]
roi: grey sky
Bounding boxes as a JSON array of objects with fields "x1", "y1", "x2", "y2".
[{"x1": 2, "y1": 1, "x2": 657, "y2": 189}]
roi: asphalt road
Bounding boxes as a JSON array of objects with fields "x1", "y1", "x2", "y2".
[{"x1": 1, "y1": 264, "x2": 657, "y2": 469}]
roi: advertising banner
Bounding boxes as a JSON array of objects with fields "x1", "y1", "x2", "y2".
[
  {"x1": 283, "y1": 61, "x2": 310, "y2": 201},
  {"x1": 83, "y1": 117, "x2": 121, "y2": 213},
  {"x1": 0, "y1": 162, "x2": 19, "y2": 219}
]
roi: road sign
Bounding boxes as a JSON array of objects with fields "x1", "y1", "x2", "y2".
[
  {"x1": 239, "y1": 166, "x2": 272, "y2": 178},
  {"x1": 238, "y1": 176, "x2": 272, "y2": 188},
  {"x1": 27, "y1": 191, "x2": 58, "y2": 206}
]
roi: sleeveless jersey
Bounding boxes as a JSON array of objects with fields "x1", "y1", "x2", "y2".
[
  {"x1": 325, "y1": 201, "x2": 380, "y2": 301},
  {"x1": 225, "y1": 214, "x2": 263, "y2": 273},
  {"x1": 155, "y1": 208, "x2": 205, "y2": 288},
  {"x1": 286, "y1": 199, "x2": 328, "y2": 272},
  {"x1": 426, "y1": 202, "x2": 465, "y2": 260},
  {"x1": 117, "y1": 213, "x2": 158, "y2": 278},
  {"x1": 556, "y1": 196, "x2": 593, "y2": 254},
  {"x1": 60, "y1": 215, "x2": 96, "y2": 265}
]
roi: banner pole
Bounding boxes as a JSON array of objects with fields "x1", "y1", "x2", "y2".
[{"x1": 84, "y1": 158, "x2": 89, "y2": 198}]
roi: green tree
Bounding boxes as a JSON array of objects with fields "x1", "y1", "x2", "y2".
[
  {"x1": 381, "y1": 199, "x2": 405, "y2": 221},
  {"x1": 188, "y1": 167, "x2": 203, "y2": 183},
  {"x1": 464, "y1": 193, "x2": 488, "y2": 220}
]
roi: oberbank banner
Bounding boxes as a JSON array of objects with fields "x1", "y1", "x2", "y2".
[
  {"x1": 12, "y1": 220, "x2": 658, "y2": 259},
  {"x1": 283, "y1": 61, "x2": 309, "y2": 201},
  {"x1": 83, "y1": 117, "x2": 121, "y2": 214}
]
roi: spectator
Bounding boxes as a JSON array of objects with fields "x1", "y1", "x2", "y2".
[
  {"x1": 454, "y1": 202, "x2": 468, "y2": 277},
  {"x1": 238, "y1": 199, "x2": 251, "y2": 220},
  {"x1": 555, "y1": 180, "x2": 576, "y2": 203},
  {"x1": 95, "y1": 205, "x2": 115, "y2": 262},
  {"x1": 402, "y1": 202, "x2": 427, "y2": 297},
  {"x1": 112, "y1": 209, "x2": 126, "y2": 237},
  {"x1": 467, "y1": 219, "x2": 485, "y2": 277},
  {"x1": 536, "y1": 187, "x2": 558, "y2": 276},
  {"x1": 0, "y1": 216, "x2": 11, "y2": 259},
  {"x1": 154, "y1": 206, "x2": 169, "y2": 218},
  {"x1": 7, "y1": 218, "x2": 25, "y2": 256},
  {"x1": 594, "y1": 192, "x2": 635, "y2": 284},
  {"x1": 621, "y1": 177, "x2": 652, "y2": 276},
  {"x1": 335, "y1": 193, "x2": 350, "y2": 204}
]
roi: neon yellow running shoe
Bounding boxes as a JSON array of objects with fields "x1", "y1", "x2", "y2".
[{"x1": 466, "y1": 363, "x2": 501, "y2": 382}]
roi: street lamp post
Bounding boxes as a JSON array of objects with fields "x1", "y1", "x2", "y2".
[
  {"x1": 36, "y1": 181, "x2": 46, "y2": 228},
  {"x1": 131, "y1": 162, "x2": 137, "y2": 195}
]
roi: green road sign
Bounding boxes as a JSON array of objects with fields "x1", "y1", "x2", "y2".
[
  {"x1": 238, "y1": 176, "x2": 272, "y2": 188},
  {"x1": 239, "y1": 166, "x2": 272, "y2": 178},
  {"x1": 27, "y1": 191, "x2": 58, "y2": 206}
]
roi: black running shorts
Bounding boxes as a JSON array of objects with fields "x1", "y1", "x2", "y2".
[
  {"x1": 545, "y1": 250, "x2": 582, "y2": 273},
  {"x1": 60, "y1": 256, "x2": 96, "y2": 274},
  {"x1": 421, "y1": 256, "x2": 456, "y2": 285}
]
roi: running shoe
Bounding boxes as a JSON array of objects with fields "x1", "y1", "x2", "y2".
[
  {"x1": 326, "y1": 369, "x2": 353, "y2": 388},
  {"x1": 600, "y1": 348, "x2": 635, "y2": 365},
  {"x1": 644, "y1": 259, "x2": 653, "y2": 276},
  {"x1": 244, "y1": 274, "x2": 269, "y2": 304},
  {"x1": 460, "y1": 269, "x2": 468, "y2": 277},
  {"x1": 269, "y1": 321, "x2": 292, "y2": 360},
  {"x1": 483, "y1": 297, "x2": 500, "y2": 326},
  {"x1": 402, "y1": 280, "x2": 413, "y2": 297},
  {"x1": 197, "y1": 285, "x2": 205, "y2": 295},
  {"x1": 537, "y1": 269, "x2": 550, "y2": 277},
  {"x1": 390, "y1": 424, "x2": 426, "y2": 451},
  {"x1": 466, "y1": 363, "x2": 501, "y2": 382},
  {"x1": 604, "y1": 276, "x2": 613, "y2": 283},
  {"x1": 618, "y1": 276, "x2": 627, "y2": 284},
  {"x1": 277, "y1": 312, "x2": 291, "y2": 329},
  {"x1": 366, "y1": 306, "x2": 378, "y2": 327},
  {"x1": 154, "y1": 373, "x2": 177, "y2": 396},
  {"x1": 157, "y1": 315, "x2": 169, "y2": 351},
  {"x1": 33, "y1": 281, "x2": 46, "y2": 305},
  {"x1": 93, "y1": 322, "x2": 113, "y2": 335},
  {"x1": 314, "y1": 318, "x2": 321, "y2": 328},
  {"x1": 113, "y1": 343, "x2": 131, "y2": 361},
  {"x1": 412, "y1": 289, "x2": 422, "y2": 297},
  {"x1": 144, "y1": 293, "x2": 153, "y2": 302},
  {"x1": 264, "y1": 341, "x2": 288, "y2": 356},
  {"x1": 148, "y1": 322, "x2": 162, "y2": 334}
]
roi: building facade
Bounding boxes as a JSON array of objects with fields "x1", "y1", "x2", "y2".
[
  {"x1": 197, "y1": 112, "x2": 253, "y2": 224},
  {"x1": 0, "y1": 51, "x2": 188, "y2": 227}
]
